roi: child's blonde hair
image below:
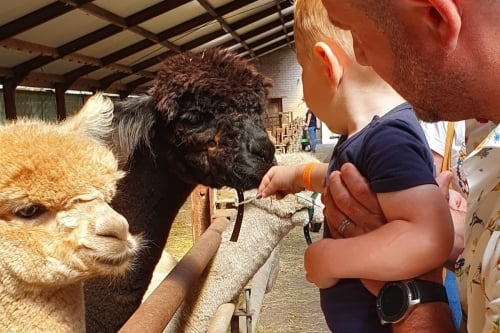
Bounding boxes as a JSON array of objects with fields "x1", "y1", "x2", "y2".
[{"x1": 294, "y1": 0, "x2": 354, "y2": 59}]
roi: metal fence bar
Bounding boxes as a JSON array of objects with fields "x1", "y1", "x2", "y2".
[
  {"x1": 207, "y1": 303, "x2": 236, "y2": 333},
  {"x1": 118, "y1": 209, "x2": 235, "y2": 333}
]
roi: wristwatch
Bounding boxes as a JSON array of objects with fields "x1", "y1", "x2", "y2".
[{"x1": 376, "y1": 279, "x2": 448, "y2": 325}]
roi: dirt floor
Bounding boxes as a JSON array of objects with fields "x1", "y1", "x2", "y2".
[
  {"x1": 255, "y1": 145, "x2": 332, "y2": 333},
  {"x1": 165, "y1": 145, "x2": 334, "y2": 333},
  {"x1": 256, "y1": 226, "x2": 330, "y2": 333},
  {"x1": 166, "y1": 210, "x2": 329, "y2": 333}
]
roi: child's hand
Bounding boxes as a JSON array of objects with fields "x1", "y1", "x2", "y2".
[
  {"x1": 304, "y1": 239, "x2": 340, "y2": 289},
  {"x1": 257, "y1": 165, "x2": 303, "y2": 199},
  {"x1": 448, "y1": 189, "x2": 467, "y2": 212}
]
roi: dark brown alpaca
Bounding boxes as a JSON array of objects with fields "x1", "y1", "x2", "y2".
[{"x1": 84, "y1": 49, "x2": 276, "y2": 332}]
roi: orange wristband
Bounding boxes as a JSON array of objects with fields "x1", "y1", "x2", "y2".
[{"x1": 302, "y1": 162, "x2": 318, "y2": 191}]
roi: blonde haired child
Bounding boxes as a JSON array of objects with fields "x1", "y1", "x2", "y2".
[{"x1": 257, "y1": 0, "x2": 453, "y2": 331}]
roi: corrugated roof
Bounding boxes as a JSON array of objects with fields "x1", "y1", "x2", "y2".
[{"x1": 0, "y1": 0, "x2": 295, "y2": 97}]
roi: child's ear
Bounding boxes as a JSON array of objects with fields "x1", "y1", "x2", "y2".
[{"x1": 313, "y1": 42, "x2": 343, "y2": 87}]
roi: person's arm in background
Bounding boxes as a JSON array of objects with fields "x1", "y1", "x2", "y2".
[
  {"x1": 305, "y1": 112, "x2": 311, "y2": 130},
  {"x1": 322, "y1": 163, "x2": 457, "y2": 333},
  {"x1": 430, "y1": 150, "x2": 466, "y2": 269},
  {"x1": 420, "y1": 121, "x2": 467, "y2": 268}
]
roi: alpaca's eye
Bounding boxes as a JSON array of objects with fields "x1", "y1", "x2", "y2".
[
  {"x1": 207, "y1": 140, "x2": 217, "y2": 148},
  {"x1": 179, "y1": 112, "x2": 204, "y2": 126},
  {"x1": 14, "y1": 205, "x2": 46, "y2": 219}
]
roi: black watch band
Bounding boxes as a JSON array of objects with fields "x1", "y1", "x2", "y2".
[
  {"x1": 408, "y1": 279, "x2": 448, "y2": 303},
  {"x1": 376, "y1": 279, "x2": 448, "y2": 325}
]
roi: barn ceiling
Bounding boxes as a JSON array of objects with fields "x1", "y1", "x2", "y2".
[{"x1": 0, "y1": 0, "x2": 295, "y2": 97}]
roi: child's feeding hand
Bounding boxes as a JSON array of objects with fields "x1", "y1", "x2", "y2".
[{"x1": 257, "y1": 165, "x2": 303, "y2": 199}]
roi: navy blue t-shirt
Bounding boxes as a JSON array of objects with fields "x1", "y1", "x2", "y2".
[{"x1": 321, "y1": 103, "x2": 436, "y2": 333}]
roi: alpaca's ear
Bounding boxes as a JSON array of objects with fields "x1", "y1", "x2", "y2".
[{"x1": 62, "y1": 92, "x2": 114, "y2": 143}]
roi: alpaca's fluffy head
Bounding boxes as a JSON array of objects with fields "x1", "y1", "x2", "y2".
[
  {"x1": 0, "y1": 94, "x2": 140, "y2": 291},
  {"x1": 150, "y1": 48, "x2": 273, "y2": 121},
  {"x1": 144, "y1": 48, "x2": 276, "y2": 190}
]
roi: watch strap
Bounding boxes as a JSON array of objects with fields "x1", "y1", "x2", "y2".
[{"x1": 409, "y1": 279, "x2": 448, "y2": 304}]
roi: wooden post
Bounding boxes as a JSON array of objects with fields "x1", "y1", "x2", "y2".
[
  {"x1": 190, "y1": 185, "x2": 212, "y2": 241},
  {"x1": 2, "y1": 78, "x2": 17, "y2": 120},
  {"x1": 55, "y1": 84, "x2": 67, "y2": 121}
]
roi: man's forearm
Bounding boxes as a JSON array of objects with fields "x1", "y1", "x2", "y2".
[{"x1": 392, "y1": 302, "x2": 457, "y2": 333}]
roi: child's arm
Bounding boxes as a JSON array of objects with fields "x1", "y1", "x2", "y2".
[
  {"x1": 304, "y1": 183, "x2": 454, "y2": 288},
  {"x1": 257, "y1": 163, "x2": 328, "y2": 199}
]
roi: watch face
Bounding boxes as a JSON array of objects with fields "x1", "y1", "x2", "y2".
[{"x1": 377, "y1": 282, "x2": 409, "y2": 323}]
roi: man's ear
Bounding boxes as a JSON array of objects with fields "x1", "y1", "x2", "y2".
[
  {"x1": 313, "y1": 42, "x2": 343, "y2": 87},
  {"x1": 405, "y1": 0, "x2": 462, "y2": 51}
]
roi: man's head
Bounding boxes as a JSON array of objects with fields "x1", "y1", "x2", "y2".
[{"x1": 321, "y1": 0, "x2": 500, "y2": 122}]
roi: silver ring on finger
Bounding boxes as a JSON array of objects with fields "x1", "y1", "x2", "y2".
[{"x1": 338, "y1": 218, "x2": 351, "y2": 236}]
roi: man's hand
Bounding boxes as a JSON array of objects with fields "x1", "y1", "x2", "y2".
[
  {"x1": 322, "y1": 163, "x2": 385, "y2": 238},
  {"x1": 321, "y1": 163, "x2": 451, "y2": 295},
  {"x1": 321, "y1": 163, "x2": 386, "y2": 294}
]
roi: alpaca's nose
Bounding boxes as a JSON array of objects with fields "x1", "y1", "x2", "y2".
[
  {"x1": 95, "y1": 205, "x2": 130, "y2": 241},
  {"x1": 249, "y1": 132, "x2": 275, "y2": 163}
]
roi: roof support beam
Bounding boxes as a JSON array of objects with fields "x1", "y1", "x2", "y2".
[
  {"x1": 59, "y1": 0, "x2": 181, "y2": 51},
  {"x1": 274, "y1": 0, "x2": 292, "y2": 44},
  {"x1": 157, "y1": 0, "x2": 254, "y2": 40},
  {"x1": 240, "y1": 14, "x2": 293, "y2": 40},
  {"x1": 195, "y1": 0, "x2": 254, "y2": 58},
  {"x1": 10, "y1": 0, "x2": 188, "y2": 83},
  {"x1": 229, "y1": 2, "x2": 293, "y2": 31},
  {"x1": 247, "y1": 31, "x2": 292, "y2": 51},
  {"x1": 60, "y1": 0, "x2": 258, "y2": 89},
  {"x1": 12, "y1": 25, "x2": 122, "y2": 81},
  {"x1": 126, "y1": 0, "x2": 191, "y2": 26},
  {"x1": 0, "y1": 0, "x2": 95, "y2": 42},
  {"x1": 0, "y1": 0, "x2": 294, "y2": 95},
  {"x1": 96, "y1": 3, "x2": 285, "y2": 88},
  {"x1": 253, "y1": 39, "x2": 295, "y2": 58},
  {"x1": 99, "y1": 12, "x2": 294, "y2": 90},
  {"x1": 220, "y1": 14, "x2": 293, "y2": 51}
]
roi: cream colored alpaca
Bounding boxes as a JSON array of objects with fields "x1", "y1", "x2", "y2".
[{"x1": 0, "y1": 94, "x2": 140, "y2": 333}]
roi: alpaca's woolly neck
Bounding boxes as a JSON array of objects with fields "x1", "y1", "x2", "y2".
[{"x1": 0, "y1": 281, "x2": 85, "y2": 332}]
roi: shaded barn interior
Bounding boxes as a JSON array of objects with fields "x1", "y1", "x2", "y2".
[{"x1": 0, "y1": 0, "x2": 295, "y2": 119}]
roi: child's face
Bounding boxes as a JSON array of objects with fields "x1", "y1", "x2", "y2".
[{"x1": 296, "y1": 40, "x2": 335, "y2": 120}]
